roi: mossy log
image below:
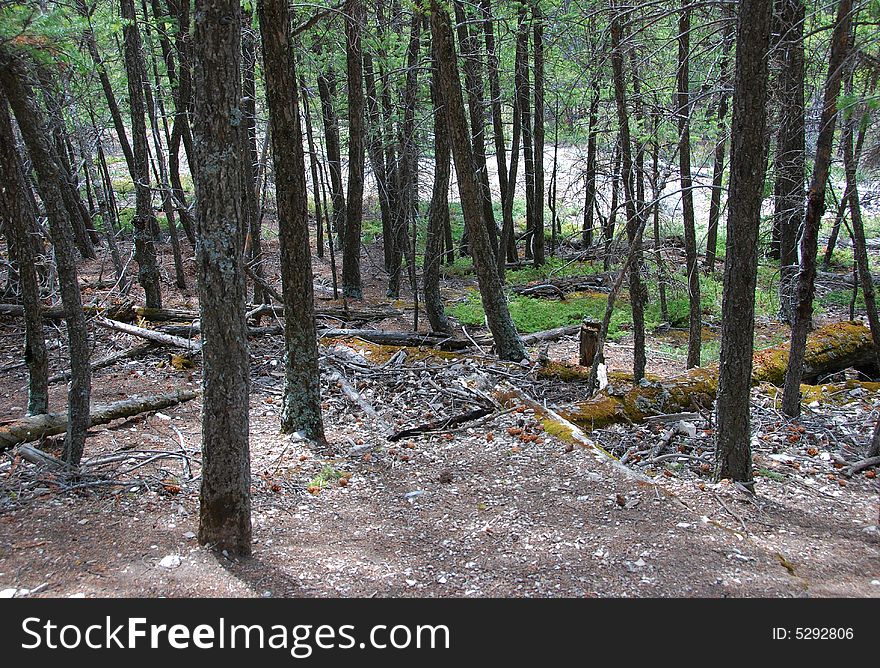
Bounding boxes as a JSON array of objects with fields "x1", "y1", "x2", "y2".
[{"x1": 555, "y1": 321, "x2": 877, "y2": 430}]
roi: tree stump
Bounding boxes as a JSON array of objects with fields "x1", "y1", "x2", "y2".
[{"x1": 579, "y1": 320, "x2": 601, "y2": 367}]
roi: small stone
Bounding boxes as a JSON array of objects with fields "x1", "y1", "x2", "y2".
[
  {"x1": 158, "y1": 555, "x2": 182, "y2": 569},
  {"x1": 0, "y1": 588, "x2": 18, "y2": 598},
  {"x1": 438, "y1": 470, "x2": 453, "y2": 484},
  {"x1": 183, "y1": 531, "x2": 196, "y2": 539}
]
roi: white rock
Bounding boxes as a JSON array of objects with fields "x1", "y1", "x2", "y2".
[
  {"x1": 69, "y1": 593, "x2": 86, "y2": 598},
  {"x1": 0, "y1": 588, "x2": 18, "y2": 598},
  {"x1": 155, "y1": 412, "x2": 172, "y2": 421},
  {"x1": 158, "y1": 555, "x2": 182, "y2": 569},
  {"x1": 676, "y1": 522, "x2": 692, "y2": 529},
  {"x1": 183, "y1": 531, "x2": 196, "y2": 539},
  {"x1": 675, "y1": 421, "x2": 697, "y2": 438}
]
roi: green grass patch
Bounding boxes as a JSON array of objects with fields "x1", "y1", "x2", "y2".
[{"x1": 307, "y1": 464, "x2": 344, "y2": 490}]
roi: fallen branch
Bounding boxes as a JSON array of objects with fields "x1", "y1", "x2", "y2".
[
  {"x1": 0, "y1": 390, "x2": 198, "y2": 452},
  {"x1": 388, "y1": 407, "x2": 494, "y2": 442},
  {"x1": 48, "y1": 343, "x2": 156, "y2": 384},
  {"x1": 841, "y1": 456, "x2": 880, "y2": 477},
  {"x1": 318, "y1": 328, "x2": 469, "y2": 350},
  {"x1": 95, "y1": 316, "x2": 201, "y2": 352}
]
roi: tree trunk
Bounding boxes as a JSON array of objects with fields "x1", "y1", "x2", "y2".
[
  {"x1": 532, "y1": 1, "x2": 545, "y2": 266},
  {"x1": 0, "y1": 94, "x2": 48, "y2": 415},
  {"x1": 259, "y1": 0, "x2": 326, "y2": 442},
  {"x1": 582, "y1": 80, "x2": 599, "y2": 248},
  {"x1": 516, "y1": 9, "x2": 536, "y2": 262},
  {"x1": 704, "y1": 9, "x2": 733, "y2": 274},
  {"x1": 677, "y1": 1, "x2": 701, "y2": 368},
  {"x1": 363, "y1": 52, "x2": 393, "y2": 272},
  {"x1": 241, "y1": 8, "x2": 263, "y2": 298},
  {"x1": 0, "y1": 49, "x2": 92, "y2": 469},
  {"x1": 609, "y1": 7, "x2": 646, "y2": 382},
  {"x1": 317, "y1": 66, "x2": 346, "y2": 247},
  {"x1": 429, "y1": 0, "x2": 526, "y2": 362},
  {"x1": 781, "y1": 0, "x2": 852, "y2": 418},
  {"x1": 714, "y1": 0, "x2": 773, "y2": 485},
  {"x1": 453, "y1": 0, "x2": 499, "y2": 261},
  {"x1": 425, "y1": 48, "x2": 452, "y2": 334},
  {"x1": 122, "y1": 0, "x2": 163, "y2": 309},
  {"x1": 343, "y1": 0, "x2": 366, "y2": 300},
  {"x1": 192, "y1": 0, "x2": 252, "y2": 556},
  {"x1": 773, "y1": 0, "x2": 806, "y2": 324},
  {"x1": 481, "y1": 0, "x2": 512, "y2": 271}
]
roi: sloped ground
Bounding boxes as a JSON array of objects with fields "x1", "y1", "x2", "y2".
[{"x1": 0, "y1": 238, "x2": 878, "y2": 598}]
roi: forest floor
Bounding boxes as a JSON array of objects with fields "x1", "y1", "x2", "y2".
[{"x1": 0, "y1": 233, "x2": 878, "y2": 598}]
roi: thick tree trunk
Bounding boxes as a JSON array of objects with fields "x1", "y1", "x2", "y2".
[
  {"x1": 259, "y1": 0, "x2": 325, "y2": 442},
  {"x1": 342, "y1": 0, "x2": 366, "y2": 300},
  {"x1": 122, "y1": 0, "x2": 163, "y2": 309},
  {"x1": 192, "y1": 0, "x2": 252, "y2": 556},
  {"x1": 677, "y1": 1, "x2": 701, "y2": 368},
  {"x1": 0, "y1": 50, "x2": 92, "y2": 469},
  {"x1": 781, "y1": 0, "x2": 852, "y2": 418},
  {"x1": 714, "y1": 0, "x2": 772, "y2": 485},
  {"x1": 430, "y1": 0, "x2": 526, "y2": 362},
  {"x1": 0, "y1": 94, "x2": 48, "y2": 415}
]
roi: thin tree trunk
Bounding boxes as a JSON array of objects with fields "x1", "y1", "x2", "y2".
[
  {"x1": 677, "y1": 0, "x2": 701, "y2": 368},
  {"x1": 430, "y1": 0, "x2": 526, "y2": 361},
  {"x1": 704, "y1": 10, "x2": 733, "y2": 274},
  {"x1": 192, "y1": 0, "x2": 252, "y2": 556},
  {"x1": 773, "y1": 0, "x2": 806, "y2": 324},
  {"x1": 582, "y1": 80, "x2": 599, "y2": 248},
  {"x1": 610, "y1": 6, "x2": 646, "y2": 381},
  {"x1": 453, "y1": 0, "x2": 498, "y2": 261},
  {"x1": 342, "y1": 0, "x2": 365, "y2": 299},
  {"x1": 122, "y1": 0, "x2": 163, "y2": 309},
  {"x1": 0, "y1": 95, "x2": 48, "y2": 416},
  {"x1": 425, "y1": 48, "x2": 452, "y2": 334},
  {"x1": 714, "y1": 0, "x2": 773, "y2": 485},
  {"x1": 0, "y1": 49, "x2": 92, "y2": 469},
  {"x1": 532, "y1": 1, "x2": 545, "y2": 266},
  {"x1": 516, "y1": 9, "x2": 536, "y2": 261},
  {"x1": 259, "y1": 0, "x2": 326, "y2": 442},
  {"x1": 781, "y1": 0, "x2": 852, "y2": 418}
]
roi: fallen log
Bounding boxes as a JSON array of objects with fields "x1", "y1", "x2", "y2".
[
  {"x1": 95, "y1": 316, "x2": 202, "y2": 352},
  {"x1": 0, "y1": 389, "x2": 198, "y2": 452},
  {"x1": 0, "y1": 302, "x2": 135, "y2": 321},
  {"x1": 520, "y1": 324, "x2": 583, "y2": 346},
  {"x1": 550, "y1": 321, "x2": 877, "y2": 430}
]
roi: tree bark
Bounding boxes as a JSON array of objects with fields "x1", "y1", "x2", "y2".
[
  {"x1": 773, "y1": 0, "x2": 806, "y2": 324},
  {"x1": 0, "y1": 50, "x2": 92, "y2": 469},
  {"x1": 0, "y1": 94, "x2": 48, "y2": 415},
  {"x1": 609, "y1": 6, "x2": 646, "y2": 381},
  {"x1": 342, "y1": 0, "x2": 366, "y2": 299},
  {"x1": 714, "y1": 0, "x2": 773, "y2": 485},
  {"x1": 122, "y1": 0, "x2": 163, "y2": 309},
  {"x1": 781, "y1": 0, "x2": 852, "y2": 418},
  {"x1": 430, "y1": 0, "x2": 526, "y2": 362},
  {"x1": 259, "y1": 0, "x2": 326, "y2": 442},
  {"x1": 425, "y1": 47, "x2": 452, "y2": 334},
  {"x1": 532, "y1": 1, "x2": 545, "y2": 266},
  {"x1": 192, "y1": 0, "x2": 252, "y2": 556},
  {"x1": 677, "y1": 1, "x2": 700, "y2": 368}
]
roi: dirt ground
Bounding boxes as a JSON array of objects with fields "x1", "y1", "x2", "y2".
[{"x1": 0, "y1": 235, "x2": 878, "y2": 599}]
